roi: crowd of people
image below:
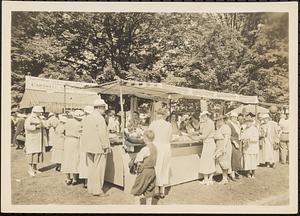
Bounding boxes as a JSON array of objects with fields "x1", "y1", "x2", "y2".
[{"x1": 10, "y1": 99, "x2": 289, "y2": 205}]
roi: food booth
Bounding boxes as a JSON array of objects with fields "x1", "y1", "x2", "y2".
[{"x1": 83, "y1": 79, "x2": 259, "y2": 193}]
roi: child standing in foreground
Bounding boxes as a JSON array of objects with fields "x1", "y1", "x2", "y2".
[
  {"x1": 241, "y1": 116, "x2": 259, "y2": 179},
  {"x1": 131, "y1": 130, "x2": 158, "y2": 205}
]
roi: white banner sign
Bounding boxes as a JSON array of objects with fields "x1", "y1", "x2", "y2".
[{"x1": 25, "y1": 76, "x2": 98, "y2": 94}]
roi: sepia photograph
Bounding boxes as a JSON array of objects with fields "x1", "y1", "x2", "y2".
[{"x1": 1, "y1": 1, "x2": 298, "y2": 214}]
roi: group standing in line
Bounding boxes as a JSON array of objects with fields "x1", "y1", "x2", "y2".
[{"x1": 13, "y1": 100, "x2": 289, "y2": 204}]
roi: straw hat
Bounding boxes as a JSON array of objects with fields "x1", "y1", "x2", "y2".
[
  {"x1": 73, "y1": 110, "x2": 84, "y2": 119},
  {"x1": 261, "y1": 113, "x2": 271, "y2": 119},
  {"x1": 84, "y1": 105, "x2": 94, "y2": 114},
  {"x1": 32, "y1": 106, "x2": 43, "y2": 113},
  {"x1": 93, "y1": 98, "x2": 108, "y2": 109}
]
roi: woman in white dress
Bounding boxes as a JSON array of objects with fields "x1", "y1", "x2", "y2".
[
  {"x1": 149, "y1": 108, "x2": 172, "y2": 198},
  {"x1": 198, "y1": 111, "x2": 216, "y2": 185},
  {"x1": 240, "y1": 117, "x2": 259, "y2": 179},
  {"x1": 78, "y1": 106, "x2": 94, "y2": 188}
]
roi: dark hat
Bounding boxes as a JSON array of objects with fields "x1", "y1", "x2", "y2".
[{"x1": 245, "y1": 112, "x2": 255, "y2": 118}]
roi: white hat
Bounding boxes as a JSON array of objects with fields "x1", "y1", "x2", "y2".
[
  {"x1": 32, "y1": 106, "x2": 43, "y2": 113},
  {"x1": 48, "y1": 112, "x2": 55, "y2": 117},
  {"x1": 17, "y1": 113, "x2": 27, "y2": 118},
  {"x1": 73, "y1": 110, "x2": 84, "y2": 118},
  {"x1": 200, "y1": 111, "x2": 210, "y2": 117},
  {"x1": 261, "y1": 113, "x2": 270, "y2": 119},
  {"x1": 58, "y1": 115, "x2": 68, "y2": 123},
  {"x1": 84, "y1": 105, "x2": 94, "y2": 114},
  {"x1": 93, "y1": 98, "x2": 107, "y2": 108},
  {"x1": 230, "y1": 112, "x2": 238, "y2": 117}
]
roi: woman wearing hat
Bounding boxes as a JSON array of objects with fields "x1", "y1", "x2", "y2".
[
  {"x1": 186, "y1": 111, "x2": 201, "y2": 135},
  {"x1": 61, "y1": 110, "x2": 84, "y2": 185},
  {"x1": 51, "y1": 115, "x2": 67, "y2": 172},
  {"x1": 260, "y1": 113, "x2": 280, "y2": 168},
  {"x1": 278, "y1": 112, "x2": 289, "y2": 164},
  {"x1": 78, "y1": 105, "x2": 94, "y2": 188},
  {"x1": 198, "y1": 111, "x2": 216, "y2": 185},
  {"x1": 81, "y1": 99, "x2": 111, "y2": 196},
  {"x1": 214, "y1": 115, "x2": 232, "y2": 184},
  {"x1": 149, "y1": 107, "x2": 172, "y2": 198},
  {"x1": 227, "y1": 112, "x2": 242, "y2": 180},
  {"x1": 240, "y1": 116, "x2": 259, "y2": 179},
  {"x1": 47, "y1": 112, "x2": 59, "y2": 151},
  {"x1": 14, "y1": 113, "x2": 26, "y2": 149},
  {"x1": 24, "y1": 106, "x2": 48, "y2": 176}
]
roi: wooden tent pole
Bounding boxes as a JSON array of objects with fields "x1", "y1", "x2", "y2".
[
  {"x1": 255, "y1": 103, "x2": 258, "y2": 122},
  {"x1": 63, "y1": 85, "x2": 66, "y2": 113},
  {"x1": 119, "y1": 83, "x2": 125, "y2": 147}
]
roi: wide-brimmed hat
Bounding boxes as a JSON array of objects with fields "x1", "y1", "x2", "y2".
[
  {"x1": 84, "y1": 105, "x2": 94, "y2": 114},
  {"x1": 93, "y1": 98, "x2": 107, "y2": 108},
  {"x1": 17, "y1": 113, "x2": 27, "y2": 118},
  {"x1": 73, "y1": 110, "x2": 84, "y2": 119},
  {"x1": 261, "y1": 113, "x2": 271, "y2": 119},
  {"x1": 32, "y1": 106, "x2": 44, "y2": 113}
]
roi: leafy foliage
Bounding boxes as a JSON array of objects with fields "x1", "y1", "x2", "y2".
[{"x1": 11, "y1": 12, "x2": 289, "y2": 108}]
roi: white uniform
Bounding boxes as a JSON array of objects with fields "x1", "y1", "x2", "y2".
[{"x1": 149, "y1": 119, "x2": 172, "y2": 187}]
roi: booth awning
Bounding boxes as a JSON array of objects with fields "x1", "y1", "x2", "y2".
[
  {"x1": 227, "y1": 104, "x2": 269, "y2": 115},
  {"x1": 83, "y1": 79, "x2": 259, "y2": 104},
  {"x1": 19, "y1": 89, "x2": 99, "y2": 113}
]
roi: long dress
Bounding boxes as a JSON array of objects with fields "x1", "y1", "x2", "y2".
[
  {"x1": 241, "y1": 125, "x2": 259, "y2": 170},
  {"x1": 215, "y1": 124, "x2": 232, "y2": 174},
  {"x1": 51, "y1": 122, "x2": 65, "y2": 164},
  {"x1": 261, "y1": 120, "x2": 280, "y2": 164},
  {"x1": 149, "y1": 119, "x2": 172, "y2": 187},
  {"x1": 47, "y1": 116, "x2": 59, "y2": 147},
  {"x1": 228, "y1": 121, "x2": 242, "y2": 171},
  {"x1": 61, "y1": 118, "x2": 81, "y2": 174},
  {"x1": 78, "y1": 116, "x2": 88, "y2": 179},
  {"x1": 199, "y1": 118, "x2": 216, "y2": 175}
]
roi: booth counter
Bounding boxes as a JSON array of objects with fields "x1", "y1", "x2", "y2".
[{"x1": 104, "y1": 139, "x2": 203, "y2": 193}]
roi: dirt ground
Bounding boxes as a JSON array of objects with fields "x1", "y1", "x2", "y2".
[{"x1": 11, "y1": 147, "x2": 289, "y2": 205}]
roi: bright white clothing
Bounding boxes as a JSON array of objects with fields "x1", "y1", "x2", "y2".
[
  {"x1": 135, "y1": 146, "x2": 150, "y2": 163},
  {"x1": 149, "y1": 119, "x2": 172, "y2": 186},
  {"x1": 108, "y1": 117, "x2": 120, "y2": 133},
  {"x1": 279, "y1": 118, "x2": 289, "y2": 133},
  {"x1": 241, "y1": 125, "x2": 259, "y2": 155},
  {"x1": 199, "y1": 118, "x2": 216, "y2": 174}
]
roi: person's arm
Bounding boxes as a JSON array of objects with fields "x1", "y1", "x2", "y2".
[
  {"x1": 198, "y1": 121, "x2": 213, "y2": 140},
  {"x1": 98, "y1": 117, "x2": 110, "y2": 150},
  {"x1": 134, "y1": 147, "x2": 150, "y2": 163},
  {"x1": 24, "y1": 118, "x2": 37, "y2": 131}
]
